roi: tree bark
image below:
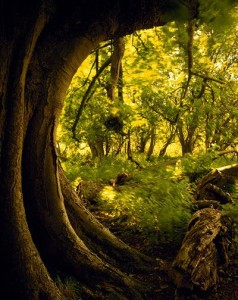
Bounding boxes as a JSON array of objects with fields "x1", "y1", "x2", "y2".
[
  {"x1": 107, "y1": 37, "x2": 125, "y2": 102},
  {"x1": 146, "y1": 126, "x2": 156, "y2": 161},
  {"x1": 171, "y1": 208, "x2": 233, "y2": 292},
  {"x1": 22, "y1": 33, "x2": 148, "y2": 298},
  {"x1": 0, "y1": 2, "x2": 63, "y2": 299},
  {"x1": 194, "y1": 164, "x2": 238, "y2": 202},
  {"x1": 171, "y1": 164, "x2": 238, "y2": 295}
]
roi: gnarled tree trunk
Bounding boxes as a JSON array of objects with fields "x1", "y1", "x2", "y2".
[{"x1": 0, "y1": 0, "x2": 168, "y2": 299}]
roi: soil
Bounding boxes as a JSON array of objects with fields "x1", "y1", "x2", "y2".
[{"x1": 94, "y1": 211, "x2": 238, "y2": 300}]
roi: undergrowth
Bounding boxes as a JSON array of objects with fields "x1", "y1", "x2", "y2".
[
  {"x1": 222, "y1": 183, "x2": 238, "y2": 243},
  {"x1": 55, "y1": 276, "x2": 82, "y2": 300},
  {"x1": 98, "y1": 163, "x2": 192, "y2": 246},
  {"x1": 62, "y1": 151, "x2": 238, "y2": 247}
]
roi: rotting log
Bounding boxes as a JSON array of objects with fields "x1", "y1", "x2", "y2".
[
  {"x1": 109, "y1": 172, "x2": 133, "y2": 186},
  {"x1": 76, "y1": 180, "x2": 104, "y2": 207},
  {"x1": 195, "y1": 164, "x2": 238, "y2": 203},
  {"x1": 170, "y1": 208, "x2": 233, "y2": 292},
  {"x1": 192, "y1": 199, "x2": 222, "y2": 210}
]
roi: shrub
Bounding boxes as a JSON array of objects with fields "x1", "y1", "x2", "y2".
[
  {"x1": 73, "y1": 155, "x2": 138, "y2": 183},
  {"x1": 55, "y1": 276, "x2": 82, "y2": 300},
  {"x1": 99, "y1": 165, "x2": 192, "y2": 246},
  {"x1": 181, "y1": 152, "x2": 216, "y2": 182},
  {"x1": 222, "y1": 182, "x2": 238, "y2": 243}
]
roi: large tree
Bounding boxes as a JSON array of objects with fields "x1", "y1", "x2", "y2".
[
  {"x1": 0, "y1": 0, "x2": 234, "y2": 299},
  {"x1": 0, "y1": 1, "x2": 167, "y2": 299}
]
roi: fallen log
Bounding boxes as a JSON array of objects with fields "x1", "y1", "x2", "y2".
[
  {"x1": 197, "y1": 182, "x2": 233, "y2": 204},
  {"x1": 170, "y1": 208, "x2": 233, "y2": 292},
  {"x1": 76, "y1": 180, "x2": 104, "y2": 207},
  {"x1": 109, "y1": 172, "x2": 132, "y2": 186},
  {"x1": 195, "y1": 164, "x2": 238, "y2": 204},
  {"x1": 193, "y1": 199, "x2": 222, "y2": 210}
]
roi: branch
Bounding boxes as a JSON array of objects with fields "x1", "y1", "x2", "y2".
[
  {"x1": 190, "y1": 70, "x2": 225, "y2": 84},
  {"x1": 192, "y1": 78, "x2": 207, "y2": 99},
  {"x1": 181, "y1": 18, "x2": 196, "y2": 99},
  {"x1": 69, "y1": 56, "x2": 97, "y2": 94},
  {"x1": 92, "y1": 41, "x2": 112, "y2": 53},
  {"x1": 71, "y1": 56, "x2": 112, "y2": 141},
  {"x1": 217, "y1": 149, "x2": 238, "y2": 157},
  {"x1": 133, "y1": 32, "x2": 149, "y2": 52},
  {"x1": 144, "y1": 98, "x2": 179, "y2": 125}
]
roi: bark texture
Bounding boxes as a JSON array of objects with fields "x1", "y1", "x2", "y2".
[
  {"x1": 195, "y1": 164, "x2": 238, "y2": 203},
  {"x1": 171, "y1": 165, "x2": 237, "y2": 294},
  {"x1": 171, "y1": 208, "x2": 233, "y2": 292}
]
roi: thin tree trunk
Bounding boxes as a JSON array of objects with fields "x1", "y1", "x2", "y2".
[
  {"x1": 146, "y1": 126, "x2": 156, "y2": 161},
  {"x1": 118, "y1": 62, "x2": 124, "y2": 102},
  {"x1": 127, "y1": 131, "x2": 143, "y2": 169},
  {"x1": 107, "y1": 37, "x2": 125, "y2": 102},
  {"x1": 88, "y1": 140, "x2": 105, "y2": 160}
]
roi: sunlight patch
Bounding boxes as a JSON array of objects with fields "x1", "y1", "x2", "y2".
[{"x1": 99, "y1": 186, "x2": 117, "y2": 202}]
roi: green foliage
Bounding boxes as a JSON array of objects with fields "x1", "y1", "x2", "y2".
[
  {"x1": 181, "y1": 152, "x2": 216, "y2": 182},
  {"x1": 99, "y1": 165, "x2": 192, "y2": 246},
  {"x1": 199, "y1": 0, "x2": 238, "y2": 30},
  {"x1": 222, "y1": 182, "x2": 238, "y2": 242},
  {"x1": 57, "y1": 5, "x2": 238, "y2": 250},
  {"x1": 60, "y1": 152, "x2": 92, "y2": 186},
  {"x1": 58, "y1": 11, "x2": 238, "y2": 161},
  {"x1": 72, "y1": 155, "x2": 137, "y2": 184},
  {"x1": 181, "y1": 151, "x2": 238, "y2": 182}
]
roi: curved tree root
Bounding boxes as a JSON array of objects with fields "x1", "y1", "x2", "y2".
[{"x1": 59, "y1": 164, "x2": 153, "y2": 273}]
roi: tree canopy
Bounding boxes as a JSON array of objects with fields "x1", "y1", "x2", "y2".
[{"x1": 58, "y1": 7, "x2": 238, "y2": 169}]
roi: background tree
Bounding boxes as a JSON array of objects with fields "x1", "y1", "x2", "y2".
[{"x1": 59, "y1": 6, "x2": 237, "y2": 162}]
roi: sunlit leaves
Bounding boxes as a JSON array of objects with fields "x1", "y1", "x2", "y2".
[
  {"x1": 198, "y1": 0, "x2": 238, "y2": 30},
  {"x1": 58, "y1": 8, "x2": 238, "y2": 165}
]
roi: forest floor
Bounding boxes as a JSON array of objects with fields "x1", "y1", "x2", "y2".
[{"x1": 94, "y1": 211, "x2": 238, "y2": 300}]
